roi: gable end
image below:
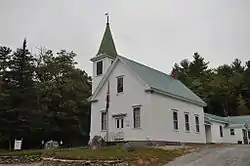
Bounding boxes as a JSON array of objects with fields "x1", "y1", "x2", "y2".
[{"x1": 90, "y1": 57, "x2": 150, "y2": 101}]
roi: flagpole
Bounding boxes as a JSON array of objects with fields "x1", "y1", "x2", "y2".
[
  {"x1": 106, "y1": 111, "x2": 109, "y2": 143},
  {"x1": 105, "y1": 81, "x2": 110, "y2": 143}
]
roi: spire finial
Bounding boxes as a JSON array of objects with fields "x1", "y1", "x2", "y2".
[{"x1": 105, "y1": 13, "x2": 109, "y2": 24}]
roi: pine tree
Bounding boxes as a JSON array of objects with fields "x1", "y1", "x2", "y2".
[
  {"x1": 237, "y1": 94, "x2": 250, "y2": 115},
  {"x1": 36, "y1": 49, "x2": 91, "y2": 143},
  {"x1": 7, "y1": 39, "x2": 37, "y2": 143},
  {"x1": 231, "y1": 58, "x2": 244, "y2": 73},
  {"x1": 189, "y1": 52, "x2": 209, "y2": 77},
  {"x1": 0, "y1": 46, "x2": 13, "y2": 149}
]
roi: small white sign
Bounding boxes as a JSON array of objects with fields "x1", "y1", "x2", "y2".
[
  {"x1": 125, "y1": 120, "x2": 130, "y2": 127},
  {"x1": 14, "y1": 139, "x2": 22, "y2": 150}
]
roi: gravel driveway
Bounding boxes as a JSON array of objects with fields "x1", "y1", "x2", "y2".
[{"x1": 166, "y1": 145, "x2": 250, "y2": 166}]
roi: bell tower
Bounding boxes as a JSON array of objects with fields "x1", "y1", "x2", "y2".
[{"x1": 90, "y1": 14, "x2": 118, "y2": 93}]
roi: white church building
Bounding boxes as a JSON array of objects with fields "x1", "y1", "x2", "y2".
[{"x1": 89, "y1": 16, "x2": 250, "y2": 145}]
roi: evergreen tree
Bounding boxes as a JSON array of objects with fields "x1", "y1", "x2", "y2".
[
  {"x1": 0, "y1": 46, "x2": 13, "y2": 149},
  {"x1": 231, "y1": 58, "x2": 244, "y2": 73},
  {"x1": 173, "y1": 52, "x2": 211, "y2": 102},
  {"x1": 237, "y1": 94, "x2": 249, "y2": 115},
  {"x1": 0, "y1": 43, "x2": 92, "y2": 149},
  {"x1": 36, "y1": 49, "x2": 91, "y2": 145},
  {"x1": 7, "y1": 39, "x2": 37, "y2": 146},
  {"x1": 172, "y1": 53, "x2": 250, "y2": 117},
  {"x1": 189, "y1": 52, "x2": 209, "y2": 77}
]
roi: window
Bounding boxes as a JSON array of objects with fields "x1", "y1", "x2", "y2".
[
  {"x1": 117, "y1": 76, "x2": 123, "y2": 93},
  {"x1": 220, "y1": 126, "x2": 223, "y2": 137},
  {"x1": 96, "y1": 61, "x2": 103, "y2": 76},
  {"x1": 184, "y1": 113, "x2": 190, "y2": 132},
  {"x1": 115, "y1": 118, "x2": 124, "y2": 129},
  {"x1": 248, "y1": 131, "x2": 250, "y2": 139},
  {"x1": 133, "y1": 107, "x2": 141, "y2": 128},
  {"x1": 121, "y1": 118, "x2": 124, "y2": 128},
  {"x1": 173, "y1": 111, "x2": 178, "y2": 130},
  {"x1": 230, "y1": 129, "x2": 235, "y2": 135},
  {"x1": 195, "y1": 115, "x2": 200, "y2": 133},
  {"x1": 101, "y1": 112, "x2": 107, "y2": 130}
]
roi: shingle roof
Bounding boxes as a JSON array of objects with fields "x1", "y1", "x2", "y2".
[
  {"x1": 97, "y1": 22, "x2": 117, "y2": 57},
  {"x1": 119, "y1": 56, "x2": 206, "y2": 106}
]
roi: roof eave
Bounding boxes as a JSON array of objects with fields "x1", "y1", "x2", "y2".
[
  {"x1": 89, "y1": 98, "x2": 98, "y2": 103},
  {"x1": 147, "y1": 87, "x2": 207, "y2": 107},
  {"x1": 225, "y1": 125, "x2": 245, "y2": 129},
  {"x1": 205, "y1": 117, "x2": 229, "y2": 124},
  {"x1": 90, "y1": 54, "x2": 116, "y2": 62},
  {"x1": 88, "y1": 95, "x2": 98, "y2": 103}
]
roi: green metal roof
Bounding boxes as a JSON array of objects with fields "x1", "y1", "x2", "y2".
[
  {"x1": 226, "y1": 116, "x2": 250, "y2": 128},
  {"x1": 119, "y1": 56, "x2": 206, "y2": 106},
  {"x1": 205, "y1": 113, "x2": 228, "y2": 123},
  {"x1": 97, "y1": 22, "x2": 117, "y2": 57},
  {"x1": 226, "y1": 123, "x2": 245, "y2": 128},
  {"x1": 205, "y1": 113, "x2": 250, "y2": 128}
]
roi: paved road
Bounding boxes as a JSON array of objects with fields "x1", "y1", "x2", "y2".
[{"x1": 166, "y1": 145, "x2": 250, "y2": 166}]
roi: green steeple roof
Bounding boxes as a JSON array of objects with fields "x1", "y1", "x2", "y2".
[{"x1": 97, "y1": 15, "x2": 118, "y2": 57}]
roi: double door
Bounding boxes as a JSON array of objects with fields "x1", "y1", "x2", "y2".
[
  {"x1": 113, "y1": 117, "x2": 125, "y2": 141},
  {"x1": 115, "y1": 117, "x2": 124, "y2": 129}
]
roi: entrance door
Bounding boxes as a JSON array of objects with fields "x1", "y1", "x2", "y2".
[
  {"x1": 114, "y1": 117, "x2": 124, "y2": 141},
  {"x1": 205, "y1": 125, "x2": 212, "y2": 143},
  {"x1": 248, "y1": 131, "x2": 250, "y2": 144},
  {"x1": 242, "y1": 129, "x2": 248, "y2": 144},
  {"x1": 115, "y1": 118, "x2": 124, "y2": 129}
]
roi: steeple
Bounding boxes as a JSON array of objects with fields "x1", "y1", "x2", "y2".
[{"x1": 97, "y1": 13, "x2": 118, "y2": 57}]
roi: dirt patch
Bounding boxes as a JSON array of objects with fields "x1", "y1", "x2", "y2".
[
  {"x1": 41, "y1": 158, "x2": 128, "y2": 166},
  {"x1": 0, "y1": 155, "x2": 41, "y2": 165}
]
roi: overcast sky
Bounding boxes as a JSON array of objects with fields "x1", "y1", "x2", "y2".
[{"x1": 0, "y1": 0, "x2": 250, "y2": 75}]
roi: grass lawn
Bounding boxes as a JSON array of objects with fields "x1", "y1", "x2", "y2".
[
  {"x1": 0, "y1": 146, "x2": 185, "y2": 165},
  {"x1": 47, "y1": 146, "x2": 184, "y2": 165}
]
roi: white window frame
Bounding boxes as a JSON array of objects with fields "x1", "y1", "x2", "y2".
[
  {"x1": 101, "y1": 111, "x2": 107, "y2": 131},
  {"x1": 184, "y1": 112, "x2": 190, "y2": 132},
  {"x1": 116, "y1": 76, "x2": 124, "y2": 93},
  {"x1": 195, "y1": 115, "x2": 200, "y2": 133},
  {"x1": 230, "y1": 128, "x2": 235, "y2": 135},
  {"x1": 96, "y1": 60, "x2": 103, "y2": 76},
  {"x1": 133, "y1": 106, "x2": 141, "y2": 129},
  {"x1": 172, "y1": 110, "x2": 178, "y2": 131}
]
